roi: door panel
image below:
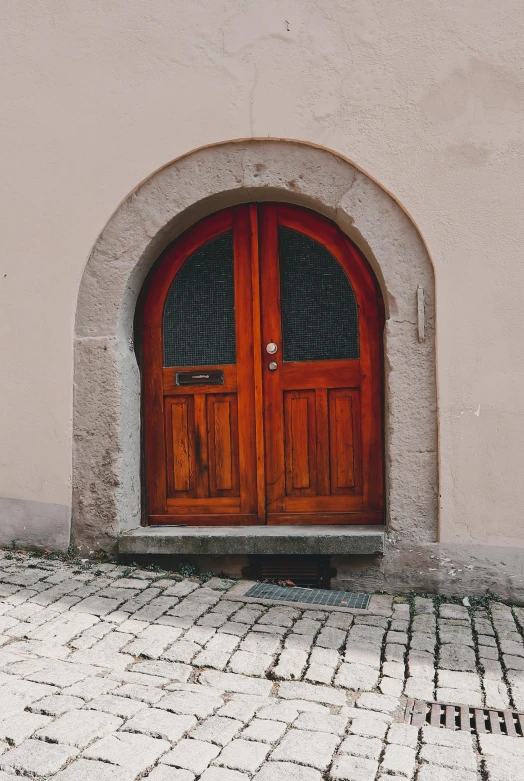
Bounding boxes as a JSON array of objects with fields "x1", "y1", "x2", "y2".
[
  {"x1": 143, "y1": 208, "x2": 258, "y2": 524},
  {"x1": 284, "y1": 390, "x2": 317, "y2": 495},
  {"x1": 259, "y1": 204, "x2": 382, "y2": 523},
  {"x1": 143, "y1": 203, "x2": 383, "y2": 526}
]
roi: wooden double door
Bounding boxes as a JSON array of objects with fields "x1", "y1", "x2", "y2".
[{"x1": 142, "y1": 204, "x2": 384, "y2": 526}]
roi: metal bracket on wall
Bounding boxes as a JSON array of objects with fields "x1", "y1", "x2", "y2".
[{"x1": 417, "y1": 285, "x2": 425, "y2": 343}]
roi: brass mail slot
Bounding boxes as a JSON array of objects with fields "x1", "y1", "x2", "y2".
[{"x1": 176, "y1": 370, "x2": 224, "y2": 386}]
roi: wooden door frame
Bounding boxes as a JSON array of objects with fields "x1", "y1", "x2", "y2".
[{"x1": 138, "y1": 202, "x2": 385, "y2": 527}]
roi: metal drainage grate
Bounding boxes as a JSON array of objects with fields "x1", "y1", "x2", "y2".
[
  {"x1": 244, "y1": 582, "x2": 370, "y2": 609},
  {"x1": 404, "y1": 698, "x2": 524, "y2": 737}
]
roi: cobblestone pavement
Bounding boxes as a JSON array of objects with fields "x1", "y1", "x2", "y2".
[{"x1": 0, "y1": 550, "x2": 523, "y2": 780}]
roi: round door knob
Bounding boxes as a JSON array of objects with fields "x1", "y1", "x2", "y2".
[
  {"x1": 266, "y1": 342, "x2": 278, "y2": 354},
  {"x1": 268, "y1": 361, "x2": 278, "y2": 371}
]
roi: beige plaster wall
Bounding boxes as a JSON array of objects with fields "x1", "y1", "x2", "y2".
[{"x1": 1, "y1": 1, "x2": 524, "y2": 551}]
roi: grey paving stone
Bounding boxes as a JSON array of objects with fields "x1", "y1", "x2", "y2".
[
  {"x1": 53, "y1": 758, "x2": 137, "y2": 780},
  {"x1": 305, "y1": 661, "x2": 336, "y2": 685},
  {"x1": 86, "y1": 693, "x2": 147, "y2": 718},
  {"x1": 257, "y1": 607, "x2": 299, "y2": 627},
  {"x1": 0, "y1": 738, "x2": 79, "y2": 776},
  {"x1": 163, "y1": 639, "x2": 201, "y2": 663},
  {"x1": 0, "y1": 710, "x2": 52, "y2": 745},
  {"x1": 335, "y1": 662, "x2": 379, "y2": 691},
  {"x1": 228, "y1": 650, "x2": 273, "y2": 676},
  {"x1": 214, "y1": 622, "x2": 249, "y2": 637},
  {"x1": 233, "y1": 607, "x2": 265, "y2": 624},
  {"x1": 240, "y1": 632, "x2": 281, "y2": 655},
  {"x1": 256, "y1": 702, "x2": 300, "y2": 723},
  {"x1": 295, "y1": 712, "x2": 348, "y2": 735},
  {"x1": 436, "y1": 687, "x2": 482, "y2": 707},
  {"x1": 317, "y1": 627, "x2": 346, "y2": 649},
  {"x1": 419, "y1": 744, "x2": 476, "y2": 771},
  {"x1": 439, "y1": 644, "x2": 477, "y2": 672},
  {"x1": 75, "y1": 596, "x2": 124, "y2": 616},
  {"x1": 271, "y1": 728, "x2": 339, "y2": 770},
  {"x1": 158, "y1": 689, "x2": 224, "y2": 718},
  {"x1": 404, "y1": 676, "x2": 434, "y2": 700},
  {"x1": 62, "y1": 676, "x2": 120, "y2": 699},
  {"x1": 381, "y1": 744, "x2": 416, "y2": 777},
  {"x1": 284, "y1": 633, "x2": 314, "y2": 652},
  {"x1": 408, "y1": 650, "x2": 435, "y2": 680},
  {"x1": 213, "y1": 739, "x2": 269, "y2": 772},
  {"x1": 184, "y1": 628, "x2": 216, "y2": 648},
  {"x1": 274, "y1": 649, "x2": 308, "y2": 680},
  {"x1": 200, "y1": 768, "x2": 248, "y2": 781},
  {"x1": 162, "y1": 581, "x2": 199, "y2": 598},
  {"x1": 278, "y1": 680, "x2": 346, "y2": 705},
  {"x1": 421, "y1": 727, "x2": 472, "y2": 749},
  {"x1": 123, "y1": 708, "x2": 196, "y2": 741},
  {"x1": 348, "y1": 716, "x2": 389, "y2": 740},
  {"x1": 132, "y1": 660, "x2": 192, "y2": 682},
  {"x1": 29, "y1": 693, "x2": 86, "y2": 715},
  {"x1": 483, "y1": 679, "x2": 510, "y2": 708},
  {"x1": 387, "y1": 723, "x2": 419, "y2": 748},
  {"x1": 190, "y1": 716, "x2": 243, "y2": 746},
  {"x1": 146, "y1": 767, "x2": 195, "y2": 781},
  {"x1": 357, "y1": 692, "x2": 399, "y2": 714},
  {"x1": 161, "y1": 738, "x2": 221, "y2": 774},
  {"x1": 125, "y1": 625, "x2": 183, "y2": 658},
  {"x1": 330, "y1": 754, "x2": 378, "y2": 781},
  {"x1": 385, "y1": 643, "x2": 407, "y2": 662},
  {"x1": 36, "y1": 708, "x2": 122, "y2": 748},
  {"x1": 338, "y1": 734, "x2": 382, "y2": 759},
  {"x1": 344, "y1": 644, "x2": 381, "y2": 668},
  {"x1": 417, "y1": 767, "x2": 477, "y2": 781},
  {"x1": 292, "y1": 618, "x2": 320, "y2": 635},
  {"x1": 218, "y1": 695, "x2": 268, "y2": 722},
  {"x1": 113, "y1": 683, "x2": 166, "y2": 704},
  {"x1": 83, "y1": 732, "x2": 171, "y2": 772},
  {"x1": 241, "y1": 718, "x2": 287, "y2": 743},
  {"x1": 439, "y1": 627, "x2": 474, "y2": 646},
  {"x1": 194, "y1": 634, "x2": 241, "y2": 671},
  {"x1": 199, "y1": 670, "x2": 273, "y2": 696},
  {"x1": 253, "y1": 761, "x2": 323, "y2": 781}
]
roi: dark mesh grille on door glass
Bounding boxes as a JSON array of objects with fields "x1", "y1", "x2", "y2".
[
  {"x1": 278, "y1": 227, "x2": 359, "y2": 362},
  {"x1": 163, "y1": 231, "x2": 235, "y2": 367}
]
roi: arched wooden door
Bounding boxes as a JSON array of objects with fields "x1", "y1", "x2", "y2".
[{"x1": 142, "y1": 204, "x2": 384, "y2": 526}]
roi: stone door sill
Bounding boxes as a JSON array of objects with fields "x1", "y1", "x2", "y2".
[{"x1": 118, "y1": 524, "x2": 386, "y2": 556}]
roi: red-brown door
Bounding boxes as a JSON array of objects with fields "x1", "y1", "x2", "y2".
[{"x1": 142, "y1": 204, "x2": 383, "y2": 526}]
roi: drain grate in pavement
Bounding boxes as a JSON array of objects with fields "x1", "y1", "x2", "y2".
[
  {"x1": 404, "y1": 698, "x2": 524, "y2": 737},
  {"x1": 244, "y1": 582, "x2": 370, "y2": 609}
]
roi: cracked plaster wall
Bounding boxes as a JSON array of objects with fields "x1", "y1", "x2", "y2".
[{"x1": 1, "y1": 1, "x2": 524, "y2": 577}]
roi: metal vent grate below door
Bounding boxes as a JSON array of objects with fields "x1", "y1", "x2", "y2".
[
  {"x1": 404, "y1": 698, "x2": 524, "y2": 737},
  {"x1": 244, "y1": 582, "x2": 370, "y2": 609}
]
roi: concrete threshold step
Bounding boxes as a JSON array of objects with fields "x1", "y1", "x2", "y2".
[{"x1": 119, "y1": 525, "x2": 386, "y2": 556}]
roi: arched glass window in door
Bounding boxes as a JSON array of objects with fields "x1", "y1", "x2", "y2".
[
  {"x1": 278, "y1": 227, "x2": 359, "y2": 362},
  {"x1": 163, "y1": 231, "x2": 236, "y2": 367}
]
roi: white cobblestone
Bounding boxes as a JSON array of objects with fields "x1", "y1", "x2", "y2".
[
  {"x1": 270, "y1": 728, "x2": 339, "y2": 770},
  {"x1": 36, "y1": 708, "x2": 122, "y2": 748},
  {"x1": 83, "y1": 732, "x2": 171, "y2": 772},
  {"x1": 213, "y1": 738, "x2": 269, "y2": 772},
  {"x1": 330, "y1": 754, "x2": 378, "y2": 781},
  {"x1": 241, "y1": 718, "x2": 287, "y2": 743},
  {"x1": 253, "y1": 761, "x2": 323, "y2": 781},
  {"x1": 0, "y1": 738, "x2": 79, "y2": 776},
  {"x1": 161, "y1": 739, "x2": 221, "y2": 774}
]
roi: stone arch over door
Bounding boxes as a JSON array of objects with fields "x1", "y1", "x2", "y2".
[{"x1": 73, "y1": 140, "x2": 437, "y2": 555}]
